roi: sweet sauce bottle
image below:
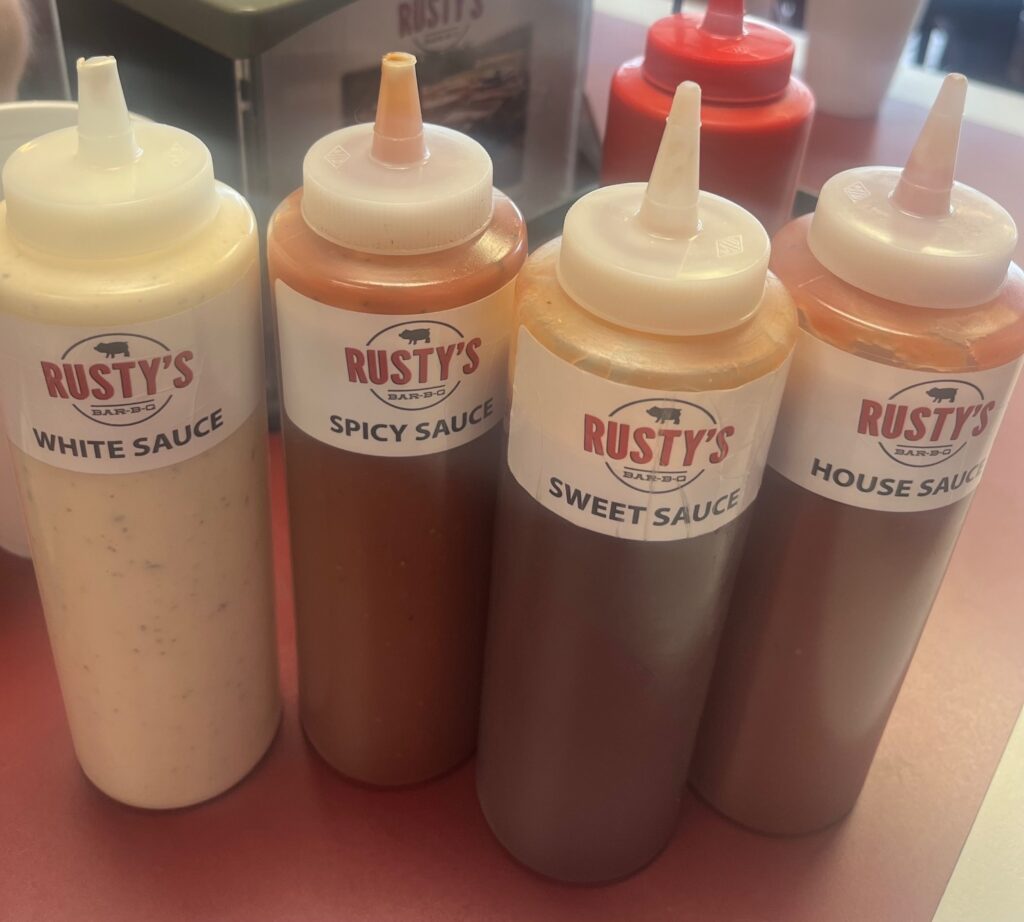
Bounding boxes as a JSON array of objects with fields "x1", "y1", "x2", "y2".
[
  {"x1": 691, "y1": 75, "x2": 1024, "y2": 835},
  {"x1": 601, "y1": 0, "x2": 814, "y2": 235},
  {"x1": 268, "y1": 53, "x2": 526, "y2": 786},
  {"x1": 476, "y1": 83, "x2": 796, "y2": 883},
  {"x1": 0, "y1": 57, "x2": 281, "y2": 808}
]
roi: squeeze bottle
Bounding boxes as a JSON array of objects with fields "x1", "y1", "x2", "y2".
[
  {"x1": 691, "y1": 74, "x2": 1024, "y2": 835},
  {"x1": 476, "y1": 83, "x2": 796, "y2": 883},
  {"x1": 0, "y1": 57, "x2": 281, "y2": 808},
  {"x1": 268, "y1": 53, "x2": 526, "y2": 786},
  {"x1": 601, "y1": 0, "x2": 814, "y2": 235}
]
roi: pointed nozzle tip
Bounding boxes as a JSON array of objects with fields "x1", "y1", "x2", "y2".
[
  {"x1": 639, "y1": 81, "x2": 702, "y2": 238},
  {"x1": 668, "y1": 80, "x2": 702, "y2": 126},
  {"x1": 75, "y1": 55, "x2": 138, "y2": 168},
  {"x1": 892, "y1": 72, "x2": 969, "y2": 218},
  {"x1": 700, "y1": 0, "x2": 746, "y2": 37},
  {"x1": 934, "y1": 71, "x2": 968, "y2": 117},
  {"x1": 78, "y1": 54, "x2": 116, "y2": 73},
  {"x1": 373, "y1": 51, "x2": 427, "y2": 167},
  {"x1": 382, "y1": 50, "x2": 417, "y2": 70}
]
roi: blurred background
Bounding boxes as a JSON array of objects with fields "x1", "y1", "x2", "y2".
[
  {"x1": 761, "y1": 0, "x2": 1024, "y2": 88},
  {"x1": 4, "y1": 0, "x2": 1024, "y2": 265}
]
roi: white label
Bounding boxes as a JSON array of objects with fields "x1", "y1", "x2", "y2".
[
  {"x1": 0, "y1": 269, "x2": 263, "y2": 475},
  {"x1": 506, "y1": 330, "x2": 792, "y2": 541},
  {"x1": 769, "y1": 330, "x2": 1023, "y2": 512},
  {"x1": 275, "y1": 280, "x2": 512, "y2": 457}
]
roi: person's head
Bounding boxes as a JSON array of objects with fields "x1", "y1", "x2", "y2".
[{"x1": 0, "y1": 0, "x2": 29, "y2": 102}]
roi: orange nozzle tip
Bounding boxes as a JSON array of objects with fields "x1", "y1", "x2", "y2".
[
  {"x1": 373, "y1": 51, "x2": 427, "y2": 166},
  {"x1": 701, "y1": 0, "x2": 745, "y2": 37},
  {"x1": 893, "y1": 72, "x2": 968, "y2": 217}
]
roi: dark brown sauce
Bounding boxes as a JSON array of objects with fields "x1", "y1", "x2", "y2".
[
  {"x1": 687, "y1": 216, "x2": 1016, "y2": 836},
  {"x1": 477, "y1": 464, "x2": 751, "y2": 882},
  {"x1": 690, "y1": 467, "x2": 969, "y2": 834}
]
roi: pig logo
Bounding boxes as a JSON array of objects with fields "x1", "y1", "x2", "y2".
[
  {"x1": 45, "y1": 331, "x2": 187, "y2": 428},
  {"x1": 94, "y1": 341, "x2": 131, "y2": 359},
  {"x1": 590, "y1": 397, "x2": 722, "y2": 495},
  {"x1": 859, "y1": 378, "x2": 990, "y2": 468},
  {"x1": 646, "y1": 406, "x2": 682, "y2": 425},
  {"x1": 355, "y1": 319, "x2": 479, "y2": 411},
  {"x1": 399, "y1": 328, "x2": 431, "y2": 346},
  {"x1": 926, "y1": 386, "x2": 957, "y2": 404}
]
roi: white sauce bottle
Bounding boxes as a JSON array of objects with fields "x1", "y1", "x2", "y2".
[{"x1": 0, "y1": 57, "x2": 281, "y2": 808}]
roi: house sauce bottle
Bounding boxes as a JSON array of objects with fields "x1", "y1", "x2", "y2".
[
  {"x1": 268, "y1": 53, "x2": 526, "y2": 786},
  {"x1": 476, "y1": 83, "x2": 796, "y2": 883},
  {"x1": 0, "y1": 57, "x2": 281, "y2": 808},
  {"x1": 691, "y1": 75, "x2": 1024, "y2": 835},
  {"x1": 602, "y1": 0, "x2": 814, "y2": 235}
]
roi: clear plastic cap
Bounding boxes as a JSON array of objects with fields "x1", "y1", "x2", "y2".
[
  {"x1": 2, "y1": 56, "x2": 219, "y2": 259},
  {"x1": 301, "y1": 52, "x2": 494, "y2": 256},
  {"x1": 557, "y1": 81, "x2": 769, "y2": 336},
  {"x1": 808, "y1": 73, "x2": 1018, "y2": 309}
]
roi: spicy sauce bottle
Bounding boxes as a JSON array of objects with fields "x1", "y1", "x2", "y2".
[
  {"x1": 602, "y1": 0, "x2": 814, "y2": 235},
  {"x1": 691, "y1": 75, "x2": 1024, "y2": 835},
  {"x1": 476, "y1": 83, "x2": 796, "y2": 883},
  {"x1": 268, "y1": 53, "x2": 526, "y2": 786}
]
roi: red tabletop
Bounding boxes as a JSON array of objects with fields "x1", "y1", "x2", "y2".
[{"x1": 3, "y1": 424, "x2": 1024, "y2": 921}]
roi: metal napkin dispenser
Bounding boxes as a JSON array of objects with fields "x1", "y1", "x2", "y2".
[
  {"x1": 60, "y1": 0, "x2": 592, "y2": 224},
  {"x1": 257, "y1": 0, "x2": 592, "y2": 222}
]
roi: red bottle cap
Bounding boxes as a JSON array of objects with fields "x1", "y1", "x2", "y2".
[{"x1": 643, "y1": 0, "x2": 794, "y2": 104}]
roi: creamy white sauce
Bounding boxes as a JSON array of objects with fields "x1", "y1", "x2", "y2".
[{"x1": 0, "y1": 189, "x2": 281, "y2": 807}]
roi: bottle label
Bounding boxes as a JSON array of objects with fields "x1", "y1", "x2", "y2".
[
  {"x1": 506, "y1": 329, "x2": 792, "y2": 541},
  {"x1": 768, "y1": 330, "x2": 1023, "y2": 512},
  {"x1": 275, "y1": 280, "x2": 513, "y2": 457},
  {"x1": 0, "y1": 268, "x2": 264, "y2": 475}
]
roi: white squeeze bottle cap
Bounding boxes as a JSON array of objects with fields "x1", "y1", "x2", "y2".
[
  {"x1": 557, "y1": 81, "x2": 769, "y2": 336},
  {"x1": 2, "y1": 56, "x2": 219, "y2": 260},
  {"x1": 808, "y1": 73, "x2": 1018, "y2": 309},
  {"x1": 301, "y1": 51, "x2": 494, "y2": 256}
]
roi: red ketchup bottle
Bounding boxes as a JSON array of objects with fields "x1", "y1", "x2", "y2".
[{"x1": 602, "y1": 0, "x2": 814, "y2": 235}]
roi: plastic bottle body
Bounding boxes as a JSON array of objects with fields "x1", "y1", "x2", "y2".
[
  {"x1": 602, "y1": 58, "x2": 814, "y2": 235},
  {"x1": 267, "y1": 188, "x2": 526, "y2": 787},
  {"x1": 0, "y1": 187, "x2": 281, "y2": 808},
  {"x1": 476, "y1": 239, "x2": 796, "y2": 882},
  {"x1": 691, "y1": 215, "x2": 1024, "y2": 834},
  {"x1": 0, "y1": 415, "x2": 28, "y2": 556}
]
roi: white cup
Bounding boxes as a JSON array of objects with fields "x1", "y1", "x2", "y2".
[
  {"x1": 0, "y1": 100, "x2": 78, "y2": 195},
  {"x1": 1, "y1": 102, "x2": 149, "y2": 556},
  {"x1": 0, "y1": 101, "x2": 79, "y2": 556},
  {"x1": 804, "y1": 0, "x2": 926, "y2": 118}
]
